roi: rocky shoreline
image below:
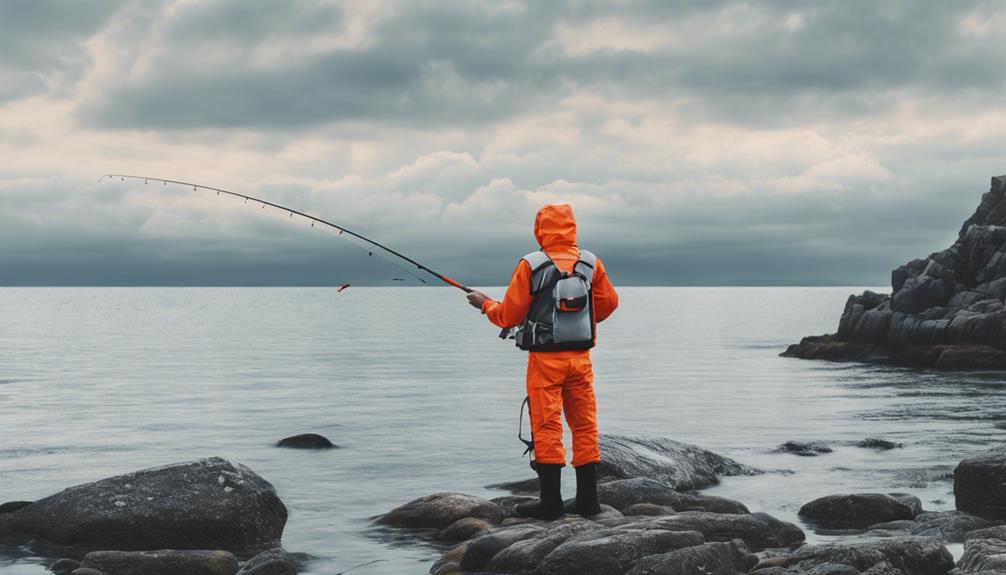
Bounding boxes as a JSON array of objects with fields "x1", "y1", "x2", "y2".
[
  {"x1": 376, "y1": 435, "x2": 1006, "y2": 575},
  {"x1": 2, "y1": 434, "x2": 1005, "y2": 574},
  {"x1": 784, "y1": 176, "x2": 1006, "y2": 370}
]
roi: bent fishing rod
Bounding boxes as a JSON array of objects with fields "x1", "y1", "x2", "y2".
[{"x1": 99, "y1": 174, "x2": 473, "y2": 292}]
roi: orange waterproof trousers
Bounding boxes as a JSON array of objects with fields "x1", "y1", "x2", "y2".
[{"x1": 526, "y1": 353, "x2": 600, "y2": 467}]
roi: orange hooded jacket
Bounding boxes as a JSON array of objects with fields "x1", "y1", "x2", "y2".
[{"x1": 481, "y1": 204, "x2": 618, "y2": 355}]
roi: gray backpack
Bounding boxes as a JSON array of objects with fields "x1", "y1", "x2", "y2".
[{"x1": 514, "y1": 249, "x2": 596, "y2": 351}]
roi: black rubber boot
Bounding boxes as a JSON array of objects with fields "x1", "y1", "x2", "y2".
[
  {"x1": 573, "y1": 462, "x2": 602, "y2": 516},
  {"x1": 515, "y1": 463, "x2": 564, "y2": 520}
]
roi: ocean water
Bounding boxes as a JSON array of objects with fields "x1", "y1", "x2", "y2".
[{"x1": 1, "y1": 287, "x2": 1004, "y2": 574}]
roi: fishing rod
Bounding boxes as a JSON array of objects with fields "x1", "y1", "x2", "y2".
[{"x1": 99, "y1": 174, "x2": 473, "y2": 292}]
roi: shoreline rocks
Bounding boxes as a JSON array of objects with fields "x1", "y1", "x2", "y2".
[
  {"x1": 799, "y1": 494, "x2": 921, "y2": 527},
  {"x1": 275, "y1": 434, "x2": 337, "y2": 450},
  {"x1": 783, "y1": 176, "x2": 1006, "y2": 370},
  {"x1": 380, "y1": 434, "x2": 795, "y2": 574},
  {"x1": 0, "y1": 457, "x2": 287, "y2": 558},
  {"x1": 954, "y1": 448, "x2": 1006, "y2": 520},
  {"x1": 489, "y1": 434, "x2": 762, "y2": 498}
]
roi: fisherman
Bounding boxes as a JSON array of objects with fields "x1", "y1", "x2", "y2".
[{"x1": 466, "y1": 204, "x2": 618, "y2": 520}]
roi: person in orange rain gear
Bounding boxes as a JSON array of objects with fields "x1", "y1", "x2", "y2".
[{"x1": 466, "y1": 203, "x2": 618, "y2": 520}]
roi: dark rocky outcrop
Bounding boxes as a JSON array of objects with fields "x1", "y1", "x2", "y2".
[
  {"x1": 957, "y1": 532, "x2": 1006, "y2": 573},
  {"x1": 775, "y1": 441, "x2": 834, "y2": 456},
  {"x1": 799, "y1": 494, "x2": 921, "y2": 526},
  {"x1": 0, "y1": 458, "x2": 287, "y2": 557},
  {"x1": 856, "y1": 439, "x2": 904, "y2": 451},
  {"x1": 783, "y1": 176, "x2": 1006, "y2": 369},
  {"x1": 0, "y1": 501, "x2": 32, "y2": 515},
  {"x1": 535, "y1": 529, "x2": 704, "y2": 575},
  {"x1": 79, "y1": 550, "x2": 240, "y2": 575},
  {"x1": 954, "y1": 448, "x2": 1006, "y2": 519},
  {"x1": 275, "y1": 434, "x2": 336, "y2": 450},
  {"x1": 626, "y1": 539, "x2": 757, "y2": 575},
  {"x1": 773, "y1": 537, "x2": 955, "y2": 575}
]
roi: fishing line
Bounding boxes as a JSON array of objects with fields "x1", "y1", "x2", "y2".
[{"x1": 101, "y1": 174, "x2": 471, "y2": 291}]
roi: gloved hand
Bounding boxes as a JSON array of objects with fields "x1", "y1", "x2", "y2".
[{"x1": 466, "y1": 290, "x2": 490, "y2": 309}]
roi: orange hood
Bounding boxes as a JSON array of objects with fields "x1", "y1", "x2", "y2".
[{"x1": 534, "y1": 204, "x2": 577, "y2": 250}]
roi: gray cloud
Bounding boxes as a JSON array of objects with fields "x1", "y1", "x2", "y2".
[
  {"x1": 0, "y1": 0, "x2": 123, "y2": 102},
  {"x1": 75, "y1": 0, "x2": 1006, "y2": 130},
  {"x1": 2, "y1": 1, "x2": 1005, "y2": 287}
]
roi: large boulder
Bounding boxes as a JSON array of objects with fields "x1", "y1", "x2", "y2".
[
  {"x1": 489, "y1": 434, "x2": 761, "y2": 496},
  {"x1": 596, "y1": 435, "x2": 761, "y2": 491},
  {"x1": 592, "y1": 477, "x2": 749, "y2": 514},
  {"x1": 956, "y1": 535, "x2": 1006, "y2": 573},
  {"x1": 626, "y1": 540, "x2": 758, "y2": 575},
  {"x1": 784, "y1": 176, "x2": 1006, "y2": 368},
  {"x1": 79, "y1": 550, "x2": 239, "y2": 575},
  {"x1": 782, "y1": 537, "x2": 954, "y2": 575},
  {"x1": 799, "y1": 493, "x2": 920, "y2": 526},
  {"x1": 536, "y1": 529, "x2": 704, "y2": 575},
  {"x1": 378, "y1": 492, "x2": 502, "y2": 529},
  {"x1": 617, "y1": 511, "x2": 804, "y2": 551},
  {"x1": 955, "y1": 448, "x2": 1006, "y2": 519},
  {"x1": 0, "y1": 458, "x2": 287, "y2": 555}
]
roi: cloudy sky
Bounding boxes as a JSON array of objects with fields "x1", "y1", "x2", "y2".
[{"x1": 2, "y1": 0, "x2": 1004, "y2": 286}]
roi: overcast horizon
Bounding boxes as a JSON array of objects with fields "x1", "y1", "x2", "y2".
[{"x1": 2, "y1": 1, "x2": 1005, "y2": 287}]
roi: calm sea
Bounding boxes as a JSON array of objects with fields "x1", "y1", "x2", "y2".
[{"x1": 1, "y1": 287, "x2": 1003, "y2": 574}]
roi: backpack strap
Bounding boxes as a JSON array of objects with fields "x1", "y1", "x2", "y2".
[
  {"x1": 522, "y1": 250, "x2": 555, "y2": 294},
  {"x1": 574, "y1": 249, "x2": 596, "y2": 284}
]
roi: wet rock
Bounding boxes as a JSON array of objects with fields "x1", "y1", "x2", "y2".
[
  {"x1": 799, "y1": 493, "x2": 919, "y2": 526},
  {"x1": 957, "y1": 536, "x2": 1006, "y2": 573},
  {"x1": 890, "y1": 493, "x2": 924, "y2": 517},
  {"x1": 783, "y1": 536, "x2": 954, "y2": 575},
  {"x1": 459, "y1": 524, "x2": 546, "y2": 570},
  {"x1": 489, "y1": 435, "x2": 761, "y2": 499},
  {"x1": 236, "y1": 549, "x2": 310, "y2": 575},
  {"x1": 622, "y1": 503, "x2": 676, "y2": 516},
  {"x1": 490, "y1": 495, "x2": 537, "y2": 519},
  {"x1": 955, "y1": 447, "x2": 1006, "y2": 520},
  {"x1": 235, "y1": 560, "x2": 295, "y2": 575},
  {"x1": 70, "y1": 569, "x2": 106, "y2": 575},
  {"x1": 910, "y1": 510, "x2": 994, "y2": 543},
  {"x1": 784, "y1": 175, "x2": 1006, "y2": 369},
  {"x1": 775, "y1": 441, "x2": 833, "y2": 456},
  {"x1": 627, "y1": 540, "x2": 758, "y2": 575},
  {"x1": 855, "y1": 439, "x2": 904, "y2": 451},
  {"x1": 80, "y1": 550, "x2": 239, "y2": 575},
  {"x1": 596, "y1": 434, "x2": 762, "y2": 490},
  {"x1": 275, "y1": 434, "x2": 336, "y2": 450},
  {"x1": 0, "y1": 501, "x2": 31, "y2": 514},
  {"x1": 484, "y1": 521, "x2": 602, "y2": 574},
  {"x1": 594, "y1": 477, "x2": 748, "y2": 514},
  {"x1": 868, "y1": 520, "x2": 917, "y2": 532},
  {"x1": 438, "y1": 517, "x2": 493, "y2": 541},
  {"x1": 429, "y1": 543, "x2": 468, "y2": 575},
  {"x1": 49, "y1": 558, "x2": 81, "y2": 574},
  {"x1": 0, "y1": 458, "x2": 287, "y2": 555},
  {"x1": 378, "y1": 492, "x2": 502, "y2": 529},
  {"x1": 536, "y1": 529, "x2": 705, "y2": 575},
  {"x1": 618, "y1": 511, "x2": 804, "y2": 551}
]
